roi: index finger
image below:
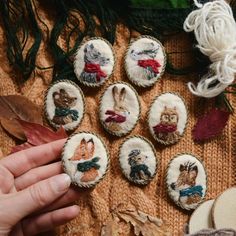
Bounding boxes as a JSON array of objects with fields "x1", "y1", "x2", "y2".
[{"x1": 0, "y1": 139, "x2": 66, "y2": 177}]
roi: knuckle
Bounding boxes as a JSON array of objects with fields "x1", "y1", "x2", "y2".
[
  {"x1": 30, "y1": 172, "x2": 41, "y2": 185},
  {"x1": 29, "y1": 184, "x2": 48, "y2": 207}
]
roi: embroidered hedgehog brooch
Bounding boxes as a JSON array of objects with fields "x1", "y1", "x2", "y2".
[{"x1": 119, "y1": 136, "x2": 157, "y2": 185}]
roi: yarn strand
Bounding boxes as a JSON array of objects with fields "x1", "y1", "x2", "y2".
[{"x1": 184, "y1": 0, "x2": 236, "y2": 98}]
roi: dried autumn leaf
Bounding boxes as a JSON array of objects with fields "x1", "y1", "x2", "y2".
[
  {"x1": 11, "y1": 120, "x2": 68, "y2": 153},
  {"x1": 101, "y1": 215, "x2": 120, "y2": 236},
  {"x1": 17, "y1": 120, "x2": 67, "y2": 146},
  {"x1": 193, "y1": 109, "x2": 230, "y2": 142},
  {"x1": 0, "y1": 95, "x2": 43, "y2": 123},
  {"x1": 1, "y1": 118, "x2": 26, "y2": 140},
  {"x1": 117, "y1": 209, "x2": 171, "y2": 236},
  {"x1": 0, "y1": 95, "x2": 43, "y2": 140}
]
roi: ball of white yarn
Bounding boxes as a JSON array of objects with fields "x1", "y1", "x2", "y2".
[{"x1": 184, "y1": 0, "x2": 236, "y2": 98}]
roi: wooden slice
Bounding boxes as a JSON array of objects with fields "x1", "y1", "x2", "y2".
[
  {"x1": 212, "y1": 187, "x2": 236, "y2": 229},
  {"x1": 189, "y1": 199, "x2": 214, "y2": 234}
]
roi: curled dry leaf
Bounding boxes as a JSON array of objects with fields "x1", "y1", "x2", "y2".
[
  {"x1": 0, "y1": 95, "x2": 43, "y2": 140},
  {"x1": 117, "y1": 209, "x2": 171, "y2": 236},
  {"x1": 0, "y1": 118, "x2": 26, "y2": 140},
  {"x1": 11, "y1": 120, "x2": 68, "y2": 153},
  {"x1": 101, "y1": 209, "x2": 171, "y2": 236},
  {"x1": 101, "y1": 214, "x2": 120, "y2": 236}
]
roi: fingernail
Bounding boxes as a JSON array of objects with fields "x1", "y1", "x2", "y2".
[
  {"x1": 52, "y1": 173, "x2": 71, "y2": 193},
  {"x1": 71, "y1": 205, "x2": 80, "y2": 215}
]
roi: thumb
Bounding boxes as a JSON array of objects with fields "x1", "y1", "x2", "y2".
[{"x1": 3, "y1": 174, "x2": 71, "y2": 225}]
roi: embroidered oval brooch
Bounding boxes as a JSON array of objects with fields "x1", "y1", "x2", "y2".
[
  {"x1": 119, "y1": 136, "x2": 157, "y2": 185},
  {"x1": 148, "y1": 93, "x2": 188, "y2": 145},
  {"x1": 125, "y1": 35, "x2": 166, "y2": 87},
  {"x1": 44, "y1": 80, "x2": 85, "y2": 131},
  {"x1": 99, "y1": 82, "x2": 140, "y2": 136},
  {"x1": 74, "y1": 37, "x2": 115, "y2": 87},
  {"x1": 62, "y1": 132, "x2": 109, "y2": 188},
  {"x1": 166, "y1": 154, "x2": 207, "y2": 210}
]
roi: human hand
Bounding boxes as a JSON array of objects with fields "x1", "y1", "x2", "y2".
[{"x1": 0, "y1": 139, "x2": 80, "y2": 236}]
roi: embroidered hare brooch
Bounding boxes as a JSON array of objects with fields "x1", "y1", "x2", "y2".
[
  {"x1": 99, "y1": 82, "x2": 140, "y2": 137},
  {"x1": 104, "y1": 85, "x2": 129, "y2": 132}
]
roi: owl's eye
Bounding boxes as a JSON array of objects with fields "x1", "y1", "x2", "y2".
[
  {"x1": 170, "y1": 115, "x2": 177, "y2": 123},
  {"x1": 161, "y1": 115, "x2": 169, "y2": 122}
]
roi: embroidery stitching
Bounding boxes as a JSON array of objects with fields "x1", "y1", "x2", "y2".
[
  {"x1": 153, "y1": 106, "x2": 180, "y2": 143},
  {"x1": 52, "y1": 89, "x2": 79, "y2": 125},
  {"x1": 137, "y1": 59, "x2": 161, "y2": 79},
  {"x1": 130, "y1": 42, "x2": 161, "y2": 80},
  {"x1": 69, "y1": 138, "x2": 100, "y2": 183},
  {"x1": 55, "y1": 107, "x2": 78, "y2": 121},
  {"x1": 77, "y1": 157, "x2": 100, "y2": 172},
  {"x1": 105, "y1": 110, "x2": 126, "y2": 123},
  {"x1": 105, "y1": 85, "x2": 130, "y2": 132},
  {"x1": 128, "y1": 149, "x2": 152, "y2": 181},
  {"x1": 170, "y1": 161, "x2": 203, "y2": 205},
  {"x1": 81, "y1": 43, "x2": 109, "y2": 84},
  {"x1": 179, "y1": 185, "x2": 203, "y2": 198}
]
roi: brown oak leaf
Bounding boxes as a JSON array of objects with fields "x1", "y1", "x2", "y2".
[
  {"x1": 101, "y1": 214, "x2": 120, "y2": 236},
  {"x1": 112, "y1": 209, "x2": 171, "y2": 236}
]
